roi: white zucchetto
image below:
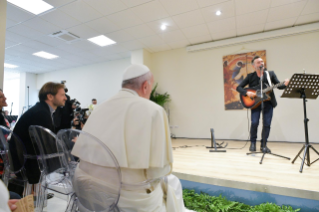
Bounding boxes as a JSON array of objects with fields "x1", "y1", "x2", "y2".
[{"x1": 123, "y1": 64, "x2": 150, "y2": 81}]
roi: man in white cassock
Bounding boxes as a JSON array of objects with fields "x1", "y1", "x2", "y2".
[{"x1": 71, "y1": 64, "x2": 193, "y2": 212}]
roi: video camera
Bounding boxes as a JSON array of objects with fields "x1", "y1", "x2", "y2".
[{"x1": 70, "y1": 99, "x2": 88, "y2": 129}]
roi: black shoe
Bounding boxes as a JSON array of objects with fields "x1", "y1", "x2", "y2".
[
  {"x1": 249, "y1": 143, "x2": 256, "y2": 152},
  {"x1": 260, "y1": 145, "x2": 271, "y2": 153}
]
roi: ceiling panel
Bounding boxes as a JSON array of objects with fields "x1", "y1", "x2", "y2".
[
  {"x1": 36, "y1": 35, "x2": 67, "y2": 47},
  {"x1": 197, "y1": 0, "x2": 231, "y2": 8},
  {"x1": 235, "y1": 0, "x2": 271, "y2": 16},
  {"x1": 131, "y1": 0, "x2": 169, "y2": 23},
  {"x1": 138, "y1": 34, "x2": 165, "y2": 47},
  {"x1": 120, "y1": 0, "x2": 154, "y2": 8},
  {"x1": 172, "y1": 10, "x2": 205, "y2": 29},
  {"x1": 7, "y1": 25, "x2": 45, "y2": 39},
  {"x1": 160, "y1": 30, "x2": 187, "y2": 42},
  {"x1": 59, "y1": 1, "x2": 103, "y2": 23},
  {"x1": 295, "y1": 12, "x2": 319, "y2": 25},
  {"x1": 271, "y1": 0, "x2": 306, "y2": 7},
  {"x1": 5, "y1": 31, "x2": 31, "y2": 43},
  {"x1": 106, "y1": 30, "x2": 135, "y2": 43},
  {"x1": 201, "y1": 0, "x2": 235, "y2": 23},
  {"x1": 207, "y1": 17, "x2": 236, "y2": 33},
  {"x1": 265, "y1": 17, "x2": 297, "y2": 31},
  {"x1": 236, "y1": 9, "x2": 268, "y2": 28},
  {"x1": 147, "y1": 18, "x2": 179, "y2": 33},
  {"x1": 22, "y1": 40, "x2": 52, "y2": 52},
  {"x1": 55, "y1": 44, "x2": 84, "y2": 54},
  {"x1": 167, "y1": 39, "x2": 190, "y2": 49},
  {"x1": 117, "y1": 51, "x2": 131, "y2": 58},
  {"x1": 67, "y1": 25, "x2": 100, "y2": 39},
  {"x1": 22, "y1": 18, "x2": 60, "y2": 35},
  {"x1": 120, "y1": 40, "x2": 148, "y2": 51},
  {"x1": 43, "y1": 0, "x2": 75, "y2": 7},
  {"x1": 85, "y1": 17, "x2": 121, "y2": 34},
  {"x1": 71, "y1": 40, "x2": 101, "y2": 51},
  {"x1": 149, "y1": 43, "x2": 171, "y2": 52},
  {"x1": 159, "y1": 0, "x2": 199, "y2": 16},
  {"x1": 301, "y1": 0, "x2": 319, "y2": 15},
  {"x1": 267, "y1": 1, "x2": 306, "y2": 22},
  {"x1": 5, "y1": 18, "x2": 18, "y2": 28},
  {"x1": 106, "y1": 10, "x2": 143, "y2": 29},
  {"x1": 237, "y1": 24, "x2": 264, "y2": 36},
  {"x1": 6, "y1": 3, "x2": 35, "y2": 23},
  {"x1": 83, "y1": 0, "x2": 127, "y2": 16},
  {"x1": 211, "y1": 29, "x2": 236, "y2": 40},
  {"x1": 5, "y1": 40, "x2": 17, "y2": 49},
  {"x1": 40, "y1": 9, "x2": 81, "y2": 29},
  {"x1": 124, "y1": 24, "x2": 156, "y2": 39},
  {"x1": 182, "y1": 24, "x2": 210, "y2": 38}
]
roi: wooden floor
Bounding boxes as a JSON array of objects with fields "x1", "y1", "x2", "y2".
[{"x1": 171, "y1": 139, "x2": 319, "y2": 198}]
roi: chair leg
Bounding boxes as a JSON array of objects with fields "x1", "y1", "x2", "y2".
[{"x1": 66, "y1": 193, "x2": 78, "y2": 212}]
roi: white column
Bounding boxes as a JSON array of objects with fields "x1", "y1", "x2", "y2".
[
  {"x1": 131, "y1": 49, "x2": 152, "y2": 68},
  {"x1": 0, "y1": 0, "x2": 7, "y2": 89}
]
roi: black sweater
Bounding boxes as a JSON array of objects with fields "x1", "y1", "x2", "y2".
[{"x1": 236, "y1": 70, "x2": 286, "y2": 108}]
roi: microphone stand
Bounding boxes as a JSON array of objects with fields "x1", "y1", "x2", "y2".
[
  {"x1": 27, "y1": 86, "x2": 30, "y2": 109},
  {"x1": 247, "y1": 66, "x2": 290, "y2": 164}
]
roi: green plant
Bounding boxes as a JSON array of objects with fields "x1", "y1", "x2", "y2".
[
  {"x1": 183, "y1": 189, "x2": 300, "y2": 212},
  {"x1": 150, "y1": 83, "x2": 170, "y2": 107}
]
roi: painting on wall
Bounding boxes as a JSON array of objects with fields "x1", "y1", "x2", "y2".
[{"x1": 223, "y1": 50, "x2": 267, "y2": 110}]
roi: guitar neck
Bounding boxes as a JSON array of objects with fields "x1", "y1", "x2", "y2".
[{"x1": 262, "y1": 81, "x2": 285, "y2": 93}]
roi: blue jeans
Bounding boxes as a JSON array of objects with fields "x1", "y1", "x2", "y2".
[{"x1": 250, "y1": 101, "x2": 273, "y2": 145}]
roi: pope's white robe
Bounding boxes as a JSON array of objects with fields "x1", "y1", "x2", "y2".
[
  {"x1": 0, "y1": 180, "x2": 10, "y2": 212},
  {"x1": 72, "y1": 89, "x2": 191, "y2": 212}
]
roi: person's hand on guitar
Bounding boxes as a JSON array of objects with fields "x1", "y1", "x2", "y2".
[
  {"x1": 284, "y1": 79, "x2": 289, "y2": 86},
  {"x1": 246, "y1": 91, "x2": 256, "y2": 99}
]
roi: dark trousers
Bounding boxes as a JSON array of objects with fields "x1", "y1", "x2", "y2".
[{"x1": 250, "y1": 101, "x2": 273, "y2": 145}]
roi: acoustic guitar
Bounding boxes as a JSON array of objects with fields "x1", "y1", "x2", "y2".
[{"x1": 240, "y1": 82, "x2": 285, "y2": 109}]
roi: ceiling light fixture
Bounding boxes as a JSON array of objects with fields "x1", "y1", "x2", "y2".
[
  {"x1": 33, "y1": 51, "x2": 59, "y2": 59},
  {"x1": 161, "y1": 24, "x2": 167, "y2": 30},
  {"x1": 4, "y1": 63, "x2": 18, "y2": 68},
  {"x1": 7, "y1": 0, "x2": 54, "y2": 15},
  {"x1": 216, "y1": 10, "x2": 222, "y2": 16},
  {"x1": 87, "y1": 35, "x2": 116, "y2": 47}
]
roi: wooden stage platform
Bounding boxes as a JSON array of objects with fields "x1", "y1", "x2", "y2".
[{"x1": 171, "y1": 139, "x2": 319, "y2": 201}]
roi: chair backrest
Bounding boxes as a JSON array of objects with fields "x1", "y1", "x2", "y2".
[
  {"x1": 57, "y1": 129, "x2": 122, "y2": 212},
  {"x1": 0, "y1": 126, "x2": 28, "y2": 185},
  {"x1": 28, "y1": 125, "x2": 70, "y2": 185}
]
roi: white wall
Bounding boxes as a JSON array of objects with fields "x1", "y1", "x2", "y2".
[
  {"x1": 37, "y1": 58, "x2": 131, "y2": 107},
  {"x1": 151, "y1": 31, "x2": 319, "y2": 142}
]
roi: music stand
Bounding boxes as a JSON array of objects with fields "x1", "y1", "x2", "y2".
[
  {"x1": 281, "y1": 73, "x2": 319, "y2": 173},
  {"x1": 207, "y1": 128, "x2": 227, "y2": 152}
]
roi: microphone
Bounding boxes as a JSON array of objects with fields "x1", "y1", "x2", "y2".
[{"x1": 259, "y1": 65, "x2": 263, "y2": 70}]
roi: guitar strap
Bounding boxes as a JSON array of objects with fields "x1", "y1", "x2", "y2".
[{"x1": 265, "y1": 71, "x2": 272, "y2": 86}]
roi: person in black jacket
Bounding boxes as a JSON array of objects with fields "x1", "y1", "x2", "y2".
[
  {"x1": 13, "y1": 82, "x2": 67, "y2": 184},
  {"x1": 236, "y1": 56, "x2": 289, "y2": 152}
]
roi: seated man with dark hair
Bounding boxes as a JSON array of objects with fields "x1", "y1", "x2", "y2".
[{"x1": 13, "y1": 82, "x2": 67, "y2": 184}]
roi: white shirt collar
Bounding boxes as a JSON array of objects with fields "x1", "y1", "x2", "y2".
[{"x1": 121, "y1": 88, "x2": 138, "y2": 96}]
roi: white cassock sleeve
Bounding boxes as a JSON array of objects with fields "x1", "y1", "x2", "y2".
[{"x1": 0, "y1": 180, "x2": 11, "y2": 212}]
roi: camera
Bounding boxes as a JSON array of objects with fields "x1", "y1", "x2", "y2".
[{"x1": 71, "y1": 99, "x2": 88, "y2": 129}]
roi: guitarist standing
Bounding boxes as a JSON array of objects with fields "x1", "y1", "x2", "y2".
[{"x1": 236, "y1": 56, "x2": 289, "y2": 152}]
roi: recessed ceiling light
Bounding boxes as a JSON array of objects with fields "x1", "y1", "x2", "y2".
[
  {"x1": 8, "y1": 0, "x2": 54, "y2": 15},
  {"x1": 87, "y1": 35, "x2": 116, "y2": 47},
  {"x1": 161, "y1": 24, "x2": 167, "y2": 30},
  {"x1": 33, "y1": 51, "x2": 59, "y2": 59},
  {"x1": 4, "y1": 63, "x2": 18, "y2": 68},
  {"x1": 216, "y1": 10, "x2": 222, "y2": 16}
]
